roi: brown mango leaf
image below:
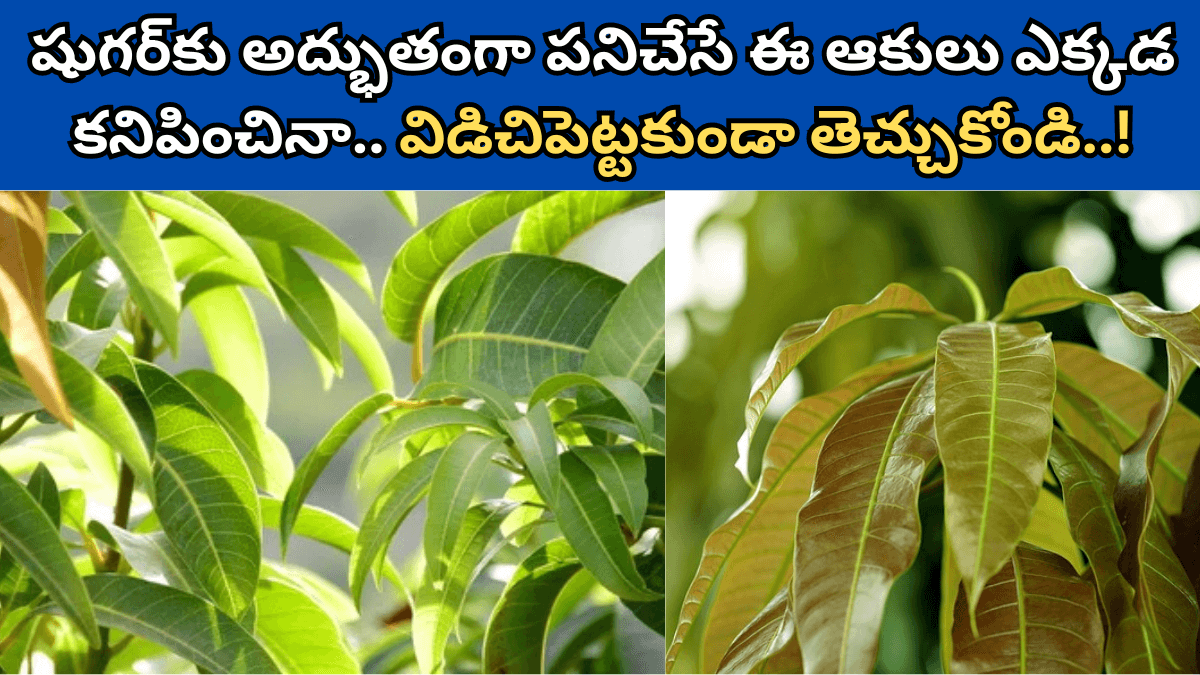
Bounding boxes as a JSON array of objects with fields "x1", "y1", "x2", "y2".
[
  {"x1": 791, "y1": 371, "x2": 935, "y2": 673},
  {"x1": 936, "y1": 322, "x2": 1056, "y2": 621},
  {"x1": 1054, "y1": 341, "x2": 1200, "y2": 513},
  {"x1": 1174, "y1": 445, "x2": 1200, "y2": 668},
  {"x1": 940, "y1": 525, "x2": 961, "y2": 672},
  {"x1": 1000, "y1": 267, "x2": 1200, "y2": 367},
  {"x1": 0, "y1": 191, "x2": 72, "y2": 427},
  {"x1": 1049, "y1": 431, "x2": 1198, "y2": 673},
  {"x1": 668, "y1": 351, "x2": 932, "y2": 673},
  {"x1": 949, "y1": 543, "x2": 1104, "y2": 674},
  {"x1": 1115, "y1": 345, "x2": 1196, "y2": 661},
  {"x1": 739, "y1": 284, "x2": 957, "y2": 462},
  {"x1": 717, "y1": 587, "x2": 801, "y2": 674}
]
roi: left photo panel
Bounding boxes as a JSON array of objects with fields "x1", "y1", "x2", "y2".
[{"x1": 0, "y1": 191, "x2": 665, "y2": 674}]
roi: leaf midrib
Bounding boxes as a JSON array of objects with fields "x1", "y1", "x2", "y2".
[{"x1": 973, "y1": 323, "x2": 1001, "y2": 594}]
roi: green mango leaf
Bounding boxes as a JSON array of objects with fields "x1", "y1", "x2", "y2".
[
  {"x1": 547, "y1": 609, "x2": 616, "y2": 674},
  {"x1": 949, "y1": 544, "x2": 1103, "y2": 674},
  {"x1": 557, "y1": 452, "x2": 658, "y2": 602},
  {"x1": 999, "y1": 267, "x2": 1200, "y2": 366},
  {"x1": 482, "y1": 538, "x2": 583, "y2": 674},
  {"x1": 66, "y1": 260, "x2": 127, "y2": 330},
  {"x1": 413, "y1": 500, "x2": 518, "y2": 674},
  {"x1": 417, "y1": 380, "x2": 521, "y2": 420},
  {"x1": 501, "y1": 402, "x2": 562, "y2": 508},
  {"x1": 530, "y1": 372, "x2": 654, "y2": 446},
  {"x1": 382, "y1": 191, "x2": 554, "y2": 342},
  {"x1": 511, "y1": 191, "x2": 663, "y2": 256},
  {"x1": 138, "y1": 362, "x2": 261, "y2": 621},
  {"x1": 176, "y1": 369, "x2": 294, "y2": 497},
  {"x1": 742, "y1": 284, "x2": 957, "y2": 463},
  {"x1": 80, "y1": 575, "x2": 280, "y2": 673},
  {"x1": 716, "y1": 588, "x2": 799, "y2": 675},
  {"x1": 419, "y1": 254, "x2": 624, "y2": 396},
  {"x1": 325, "y1": 281, "x2": 394, "y2": 394},
  {"x1": 140, "y1": 191, "x2": 278, "y2": 306},
  {"x1": 261, "y1": 560, "x2": 357, "y2": 624},
  {"x1": 255, "y1": 575, "x2": 360, "y2": 674},
  {"x1": 669, "y1": 352, "x2": 931, "y2": 673},
  {"x1": 1054, "y1": 341, "x2": 1200, "y2": 513},
  {"x1": 90, "y1": 522, "x2": 205, "y2": 594},
  {"x1": 359, "y1": 405, "x2": 501, "y2": 478},
  {"x1": 622, "y1": 549, "x2": 666, "y2": 635},
  {"x1": 936, "y1": 322, "x2": 1055, "y2": 620},
  {"x1": 65, "y1": 191, "x2": 180, "y2": 351},
  {"x1": 281, "y1": 392, "x2": 392, "y2": 557},
  {"x1": 1049, "y1": 431, "x2": 1198, "y2": 673},
  {"x1": 0, "y1": 465, "x2": 99, "y2": 646},
  {"x1": 248, "y1": 239, "x2": 342, "y2": 372},
  {"x1": 583, "y1": 249, "x2": 665, "y2": 387},
  {"x1": 349, "y1": 449, "x2": 443, "y2": 607},
  {"x1": 386, "y1": 191, "x2": 419, "y2": 227},
  {"x1": 792, "y1": 371, "x2": 935, "y2": 673},
  {"x1": 0, "y1": 464, "x2": 61, "y2": 609},
  {"x1": 1021, "y1": 487, "x2": 1083, "y2": 573},
  {"x1": 424, "y1": 433, "x2": 504, "y2": 579},
  {"x1": 45, "y1": 231, "x2": 103, "y2": 302},
  {"x1": 196, "y1": 191, "x2": 372, "y2": 297},
  {"x1": 188, "y1": 285, "x2": 270, "y2": 419},
  {"x1": 571, "y1": 446, "x2": 648, "y2": 531},
  {"x1": 258, "y1": 497, "x2": 402, "y2": 591},
  {"x1": 46, "y1": 207, "x2": 81, "y2": 235}
]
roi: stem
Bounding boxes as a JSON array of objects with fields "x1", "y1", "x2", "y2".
[
  {"x1": 0, "y1": 412, "x2": 35, "y2": 445},
  {"x1": 944, "y1": 267, "x2": 988, "y2": 323}
]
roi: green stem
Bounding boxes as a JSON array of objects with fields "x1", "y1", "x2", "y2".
[
  {"x1": 944, "y1": 267, "x2": 988, "y2": 323},
  {"x1": 0, "y1": 412, "x2": 35, "y2": 445}
]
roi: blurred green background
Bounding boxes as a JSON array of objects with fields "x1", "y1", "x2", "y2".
[{"x1": 665, "y1": 191, "x2": 1200, "y2": 673}]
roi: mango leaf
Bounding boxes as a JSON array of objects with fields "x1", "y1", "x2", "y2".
[
  {"x1": 424, "y1": 433, "x2": 503, "y2": 578},
  {"x1": 1021, "y1": 487, "x2": 1083, "y2": 572},
  {"x1": 583, "y1": 249, "x2": 665, "y2": 387},
  {"x1": 742, "y1": 284, "x2": 957, "y2": 463},
  {"x1": 0, "y1": 464, "x2": 61, "y2": 610},
  {"x1": 66, "y1": 191, "x2": 180, "y2": 351},
  {"x1": 382, "y1": 191, "x2": 554, "y2": 342},
  {"x1": 46, "y1": 207, "x2": 81, "y2": 235},
  {"x1": 66, "y1": 259, "x2": 126, "y2": 330},
  {"x1": 80, "y1": 575, "x2": 279, "y2": 673},
  {"x1": 258, "y1": 497, "x2": 402, "y2": 591},
  {"x1": 949, "y1": 543, "x2": 1103, "y2": 673},
  {"x1": 420, "y1": 254, "x2": 624, "y2": 396},
  {"x1": 1054, "y1": 341, "x2": 1200, "y2": 513},
  {"x1": 413, "y1": 500, "x2": 517, "y2": 674},
  {"x1": 668, "y1": 352, "x2": 931, "y2": 673},
  {"x1": 556, "y1": 452, "x2": 658, "y2": 601},
  {"x1": 717, "y1": 588, "x2": 799, "y2": 675},
  {"x1": 176, "y1": 370, "x2": 293, "y2": 497},
  {"x1": 0, "y1": 191, "x2": 71, "y2": 426},
  {"x1": 386, "y1": 191, "x2": 419, "y2": 227},
  {"x1": 255, "y1": 575, "x2": 360, "y2": 674},
  {"x1": 417, "y1": 379, "x2": 521, "y2": 421},
  {"x1": 1114, "y1": 345, "x2": 1196, "y2": 656},
  {"x1": 349, "y1": 449, "x2": 443, "y2": 607},
  {"x1": 139, "y1": 191, "x2": 278, "y2": 306},
  {"x1": 530, "y1": 372, "x2": 654, "y2": 445},
  {"x1": 248, "y1": 239, "x2": 342, "y2": 372},
  {"x1": 790, "y1": 372, "x2": 934, "y2": 672},
  {"x1": 138, "y1": 362, "x2": 261, "y2": 621},
  {"x1": 623, "y1": 548, "x2": 666, "y2": 636},
  {"x1": 325, "y1": 280, "x2": 394, "y2": 394},
  {"x1": 281, "y1": 391, "x2": 392, "y2": 557},
  {"x1": 482, "y1": 538, "x2": 583, "y2": 674},
  {"x1": 196, "y1": 191, "x2": 372, "y2": 297},
  {"x1": 936, "y1": 322, "x2": 1056, "y2": 619},
  {"x1": 45, "y1": 230, "x2": 103, "y2": 301},
  {"x1": 571, "y1": 446, "x2": 647, "y2": 531},
  {"x1": 188, "y1": 285, "x2": 270, "y2": 419},
  {"x1": 940, "y1": 526, "x2": 961, "y2": 672},
  {"x1": 360, "y1": 405, "x2": 501, "y2": 476},
  {"x1": 1049, "y1": 431, "x2": 1198, "y2": 673},
  {"x1": 501, "y1": 402, "x2": 562, "y2": 508},
  {"x1": 512, "y1": 191, "x2": 663, "y2": 256},
  {"x1": 999, "y1": 267, "x2": 1200, "y2": 366},
  {"x1": 89, "y1": 522, "x2": 205, "y2": 594},
  {"x1": 0, "y1": 465, "x2": 99, "y2": 645}
]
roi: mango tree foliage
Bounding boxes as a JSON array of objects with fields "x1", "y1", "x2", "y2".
[
  {"x1": 0, "y1": 191, "x2": 663, "y2": 675},
  {"x1": 672, "y1": 267, "x2": 1200, "y2": 674}
]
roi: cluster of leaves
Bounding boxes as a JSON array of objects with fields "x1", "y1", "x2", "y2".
[
  {"x1": 0, "y1": 190, "x2": 665, "y2": 674},
  {"x1": 669, "y1": 267, "x2": 1200, "y2": 674}
]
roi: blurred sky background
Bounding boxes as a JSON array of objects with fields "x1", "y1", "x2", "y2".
[
  {"x1": 665, "y1": 191, "x2": 1200, "y2": 673},
  {"x1": 43, "y1": 191, "x2": 665, "y2": 666}
]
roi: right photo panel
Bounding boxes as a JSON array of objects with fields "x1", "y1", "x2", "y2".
[{"x1": 666, "y1": 191, "x2": 1200, "y2": 674}]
